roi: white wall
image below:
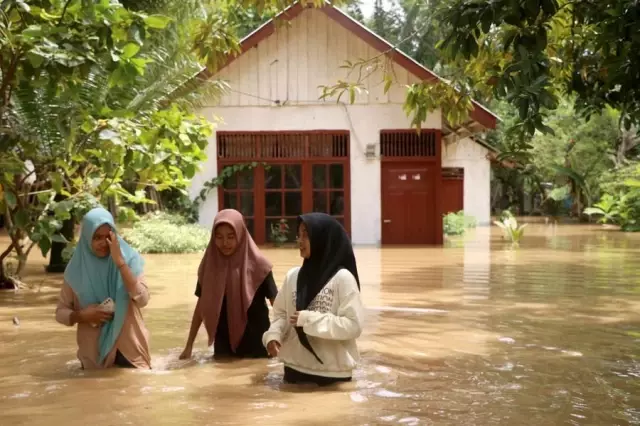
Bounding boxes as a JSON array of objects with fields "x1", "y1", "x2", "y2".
[
  {"x1": 442, "y1": 137, "x2": 492, "y2": 225},
  {"x1": 193, "y1": 103, "x2": 441, "y2": 245},
  {"x1": 214, "y1": 8, "x2": 420, "y2": 107},
  {"x1": 190, "y1": 6, "x2": 492, "y2": 243}
]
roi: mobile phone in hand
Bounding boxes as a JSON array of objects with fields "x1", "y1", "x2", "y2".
[{"x1": 100, "y1": 297, "x2": 115, "y2": 313}]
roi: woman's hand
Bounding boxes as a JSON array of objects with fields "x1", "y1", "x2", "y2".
[
  {"x1": 266, "y1": 340, "x2": 281, "y2": 357},
  {"x1": 106, "y1": 231, "x2": 125, "y2": 267},
  {"x1": 78, "y1": 305, "x2": 113, "y2": 324},
  {"x1": 289, "y1": 311, "x2": 300, "y2": 325},
  {"x1": 179, "y1": 344, "x2": 193, "y2": 360}
]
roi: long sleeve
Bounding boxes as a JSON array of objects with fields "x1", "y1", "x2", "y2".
[
  {"x1": 262, "y1": 272, "x2": 291, "y2": 347},
  {"x1": 55, "y1": 282, "x2": 77, "y2": 326},
  {"x1": 129, "y1": 275, "x2": 150, "y2": 308},
  {"x1": 296, "y1": 271, "x2": 363, "y2": 341}
]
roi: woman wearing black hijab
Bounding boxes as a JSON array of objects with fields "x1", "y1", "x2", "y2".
[{"x1": 263, "y1": 213, "x2": 364, "y2": 386}]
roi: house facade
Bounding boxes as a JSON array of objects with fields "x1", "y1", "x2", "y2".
[{"x1": 190, "y1": 2, "x2": 498, "y2": 245}]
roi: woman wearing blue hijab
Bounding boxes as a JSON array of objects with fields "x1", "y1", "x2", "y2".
[{"x1": 55, "y1": 207, "x2": 151, "y2": 369}]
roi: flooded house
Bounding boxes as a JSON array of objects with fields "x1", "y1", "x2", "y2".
[{"x1": 189, "y1": 1, "x2": 499, "y2": 245}]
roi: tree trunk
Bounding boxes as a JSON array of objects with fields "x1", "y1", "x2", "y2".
[
  {"x1": 0, "y1": 242, "x2": 15, "y2": 289},
  {"x1": 616, "y1": 128, "x2": 639, "y2": 166},
  {"x1": 46, "y1": 217, "x2": 75, "y2": 273},
  {"x1": 108, "y1": 196, "x2": 118, "y2": 219}
]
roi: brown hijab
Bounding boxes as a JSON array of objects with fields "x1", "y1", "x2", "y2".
[{"x1": 197, "y1": 209, "x2": 273, "y2": 351}]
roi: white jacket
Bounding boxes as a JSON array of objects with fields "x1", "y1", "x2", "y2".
[{"x1": 263, "y1": 266, "x2": 364, "y2": 378}]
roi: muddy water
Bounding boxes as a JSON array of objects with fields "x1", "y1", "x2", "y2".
[{"x1": 2, "y1": 224, "x2": 640, "y2": 425}]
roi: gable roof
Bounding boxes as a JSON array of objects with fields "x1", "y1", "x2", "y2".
[{"x1": 195, "y1": 1, "x2": 499, "y2": 131}]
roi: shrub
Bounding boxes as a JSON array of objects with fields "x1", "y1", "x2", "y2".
[
  {"x1": 494, "y1": 214, "x2": 527, "y2": 245},
  {"x1": 443, "y1": 211, "x2": 477, "y2": 236},
  {"x1": 586, "y1": 163, "x2": 640, "y2": 231},
  {"x1": 160, "y1": 189, "x2": 199, "y2": 224},
  {"x1": 122, "y1": 212, "x2": 210, "y2": 254}
]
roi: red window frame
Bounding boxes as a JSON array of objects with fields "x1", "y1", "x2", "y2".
[{"x1": 216, "y1": 131, "x2": 351, "y2": 244}]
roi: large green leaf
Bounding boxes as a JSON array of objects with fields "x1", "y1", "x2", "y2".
[
  {"x1": 122, "y1": 42, "x2": 141, "y2": 59},
  {"x1": 38, "y1": 237, "x2": 51, "y2": 257},
  {"x1": 144, "y1": 15, "x2": 172, "y2": 29},
  {"x1": 584, "y1": 207, "x2": 606, "y2": 216},
  {"x1": 551, "y1": 165, "x2": 587, "y2": 189}
]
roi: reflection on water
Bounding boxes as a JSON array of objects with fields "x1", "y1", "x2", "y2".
[{"x1": 2, "y1": 224, "x2": 640, "y2": 425}]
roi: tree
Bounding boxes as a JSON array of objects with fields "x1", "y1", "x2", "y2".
[
  {"x1": 322, "y1": 0, "x2": 640, "y2": 159},
  {"x1": 1, "y1": 0, "x2": 348, "y2": 288},
  {"x1": 0, "y1": 1, "x2": 219, "y2": 288},
  {"x1": 435, "y1": 0, "x2": 640, "y2": 143},
  {"x1": 344, "y1": 0, "x2": 365, "y2": 23}
]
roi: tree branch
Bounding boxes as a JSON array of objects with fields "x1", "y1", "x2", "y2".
[
  {"x1": 24, "y1": 241, "x2": 36, "y2": 258},
  {"x1": 58, "y1": 0, "x2": 73, "y2": 25},
  {"x1": 0, "y1": 242, "x2": 15, "y2": 262}
]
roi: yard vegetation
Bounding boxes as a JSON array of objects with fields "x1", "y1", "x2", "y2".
[{"x1": 1, "y1": 0, "x2": 639, "y2": 287}]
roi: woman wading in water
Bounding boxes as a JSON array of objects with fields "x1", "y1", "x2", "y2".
[
  {"x1": 55, "y1": 207, "x2": 151, "y2": 369},
  {"x1": 180, "y1": 209, "x2": 277, "y2": 360},
  {"x1": 263, "y1": 213, "x2": 364, "y2": 385}
]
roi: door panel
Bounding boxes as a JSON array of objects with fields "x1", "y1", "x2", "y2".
[
  {"x1": 381, "y1": 162, "x2": 437, "y2": 244},
  {"x1": 442, "y1": 178, "x2": 464, "y2": 214}
]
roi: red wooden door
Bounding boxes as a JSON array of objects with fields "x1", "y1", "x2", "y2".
[
  {"x1": 381, "y1": 162, "x2": 437, "y2": 244},
  {"x1": 442, "y1": 178, "x2": 464, "y2": 214}
]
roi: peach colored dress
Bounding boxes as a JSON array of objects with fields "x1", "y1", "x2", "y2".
[{"x1": 55, "y1": 276, "x2": 151, "y2": 369}]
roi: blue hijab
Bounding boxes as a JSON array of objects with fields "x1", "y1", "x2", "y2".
[{"x1": 64, "y1": 207, "x2": 144, "y2": 365}]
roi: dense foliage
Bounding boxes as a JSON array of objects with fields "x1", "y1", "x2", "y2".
[
  {"x1": 3, "y1": 0, "x2": 640, "y2": 287},
  {"x1": 443, "y1": 211, "x2": 477, "y2": 236},
  {"x1": 122, "y1": 212, "x2": 210, "y2": 253},
  {"x1": 0, "y1": 0, "x2": 345, "y2": 287},
  {"x1": 344, "y1": 0, "x2": 640, "y2": 228},
  {"x1": 436, "y1": 0, "x2": 640, "y2": 143},
  {"x1": 0, "y1": 0, "x2": 222, "y2": 284}
]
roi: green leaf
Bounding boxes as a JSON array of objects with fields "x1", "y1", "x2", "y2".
[
  {"x1": 37, "y1": 192, "x2": 50, "y2": 204},
  {"x1": 121, "y1": 42, "x2": 140, "y2": 59},
  {"x1": 144, "y1": 15, "x2": 172, "y2": 29},
  {"x1": 383, "y1": 74, "x2": 393, "y2": 94},
  {"x1": 178, "y1": 133, "x2": 192, "y2": 146},
  {"x1": 51, "y1": 234, "x2": 69, "y2": 244},
  {"x1": 39, "y1": 237, "x2": 51, "y2": 257},
  {"x1": 184, "y1": 164, "x2": 196, "y2": 179},
  {"x1": 5, "y1": 192, "x2": 17, "y2": 208},
  {"x1": 51, "y1": 172, "x2": 63, "y2": 192},
  {"x1": 27, "y1": 52, "x2": 45, "y2": 68},
  {"x1": 54, "y1": 201, "x2": 72, "y2": 220},
  {"x1": 584, "y1": 207, "x2": 605, "y2": 216},
  {"x1": 14, "y1": 210, "x2": 29, "y2": 228},
  {"x1": 22, "y1": 25, "x2": 43, "y2": 39}
]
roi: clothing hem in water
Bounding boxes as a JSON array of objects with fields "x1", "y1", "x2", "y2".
[{"x1": 283, "y1": 362, "x2": 353, "y2": 378}]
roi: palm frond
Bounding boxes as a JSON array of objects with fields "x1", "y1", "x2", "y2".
[{"x1": 10, "y1": 82, "x2": 67, "y2": 157}]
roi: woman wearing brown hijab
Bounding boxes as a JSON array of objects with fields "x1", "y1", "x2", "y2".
[{"x1": 179, "y1": 209, "x2": 277, "y2": 359}]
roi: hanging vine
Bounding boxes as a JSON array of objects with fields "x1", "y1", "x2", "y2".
[{"x1": 193, "y1": 162, "x2": 269, "y2": 208}]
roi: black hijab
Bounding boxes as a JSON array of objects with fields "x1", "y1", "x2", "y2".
[{"x1": 295, "y1": 213, "x2": 360, "y2": 364}]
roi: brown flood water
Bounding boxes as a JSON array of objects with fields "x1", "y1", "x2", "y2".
[{"x1": 1, "y1": 224, "x2": 640, "y2": 425}]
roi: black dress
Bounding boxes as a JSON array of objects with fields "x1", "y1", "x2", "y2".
[{"x1": 195, "y1": 272, "x2": 278, "y2": 358}]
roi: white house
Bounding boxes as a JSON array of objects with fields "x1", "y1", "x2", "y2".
[{"x1": 189, "y1": 1, "x2": 499, "y2": 246}]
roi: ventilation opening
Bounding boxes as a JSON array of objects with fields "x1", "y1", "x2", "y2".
[
  {"x1": 217, "y1": 132, "x2": 349, "y2": 160},
  {"x1": 380, "y1": 130, "x2": 437, "y2": 157},
  {"x1": 442, "y1": 167, "x2": 464, "y2": 179}
]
